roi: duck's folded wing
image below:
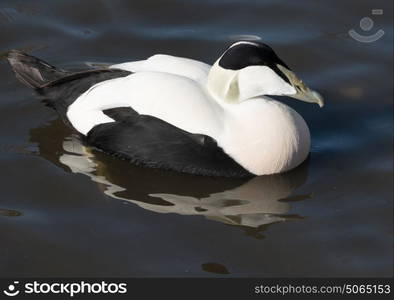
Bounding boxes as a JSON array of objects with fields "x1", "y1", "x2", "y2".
[
  {"x1": 85, "y1": 107, "x2": 251, "y2": 178},
  {"x1": 110, "y1": 54, "x2": 210, "y2": 82}
]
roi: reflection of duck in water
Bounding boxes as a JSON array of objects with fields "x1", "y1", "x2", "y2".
[{"x1": 30, "y1": 120, "x2": 311, "y2": 230}]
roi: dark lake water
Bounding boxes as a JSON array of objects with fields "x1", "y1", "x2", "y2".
[{"x1": 0, "y1": 0, "x2": 392, "y2": 277}]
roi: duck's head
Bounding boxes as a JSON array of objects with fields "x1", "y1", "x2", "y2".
[{"x1": 207, "y1": 41, "x2": 324, "y2": 107}]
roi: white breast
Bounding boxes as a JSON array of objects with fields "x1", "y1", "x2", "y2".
[{"x1": 219, "y1": 99, "x2": 310, "y2": 175}]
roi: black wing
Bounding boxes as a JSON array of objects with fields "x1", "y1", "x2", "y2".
[{"x1": 85, "y1": 107, "x2": 252, "y2": 178}]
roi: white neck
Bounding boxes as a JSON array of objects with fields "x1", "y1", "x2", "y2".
[{"x1": 206, "y1": 60, "x2": 240, "y2": 103}]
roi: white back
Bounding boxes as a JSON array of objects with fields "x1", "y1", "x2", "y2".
[{"x1": 111, "y1": 54, "x2": 210, "y2": 83}]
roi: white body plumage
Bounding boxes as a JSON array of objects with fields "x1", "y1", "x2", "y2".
[{"x1": 67, "y1": 52, "x2": 311, "y2": 175}]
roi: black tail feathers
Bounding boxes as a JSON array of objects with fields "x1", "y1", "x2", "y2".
[
  {"x1": 6, "y1": 50, "x2": 131, "y2": 123},
  {"x1": 6, "y1": 50, "x2": 67, "y2": 89}
]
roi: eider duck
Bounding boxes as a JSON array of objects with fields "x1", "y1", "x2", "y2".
[{"x1": 7, "y1": 41, "x2": 323, "y2": 177}]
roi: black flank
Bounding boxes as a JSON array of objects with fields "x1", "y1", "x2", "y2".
[{"x1": 88, "y1": 107, "x2": 252, "y2": 178}]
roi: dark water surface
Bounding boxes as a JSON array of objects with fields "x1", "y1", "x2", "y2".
[{"x1": 0, "y1": 0, "x2": 392, "y2": 277}]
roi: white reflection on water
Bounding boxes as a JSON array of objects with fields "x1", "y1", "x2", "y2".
[{"x1": 59, "y1": 135, "x2": 311, "y2": 229}]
